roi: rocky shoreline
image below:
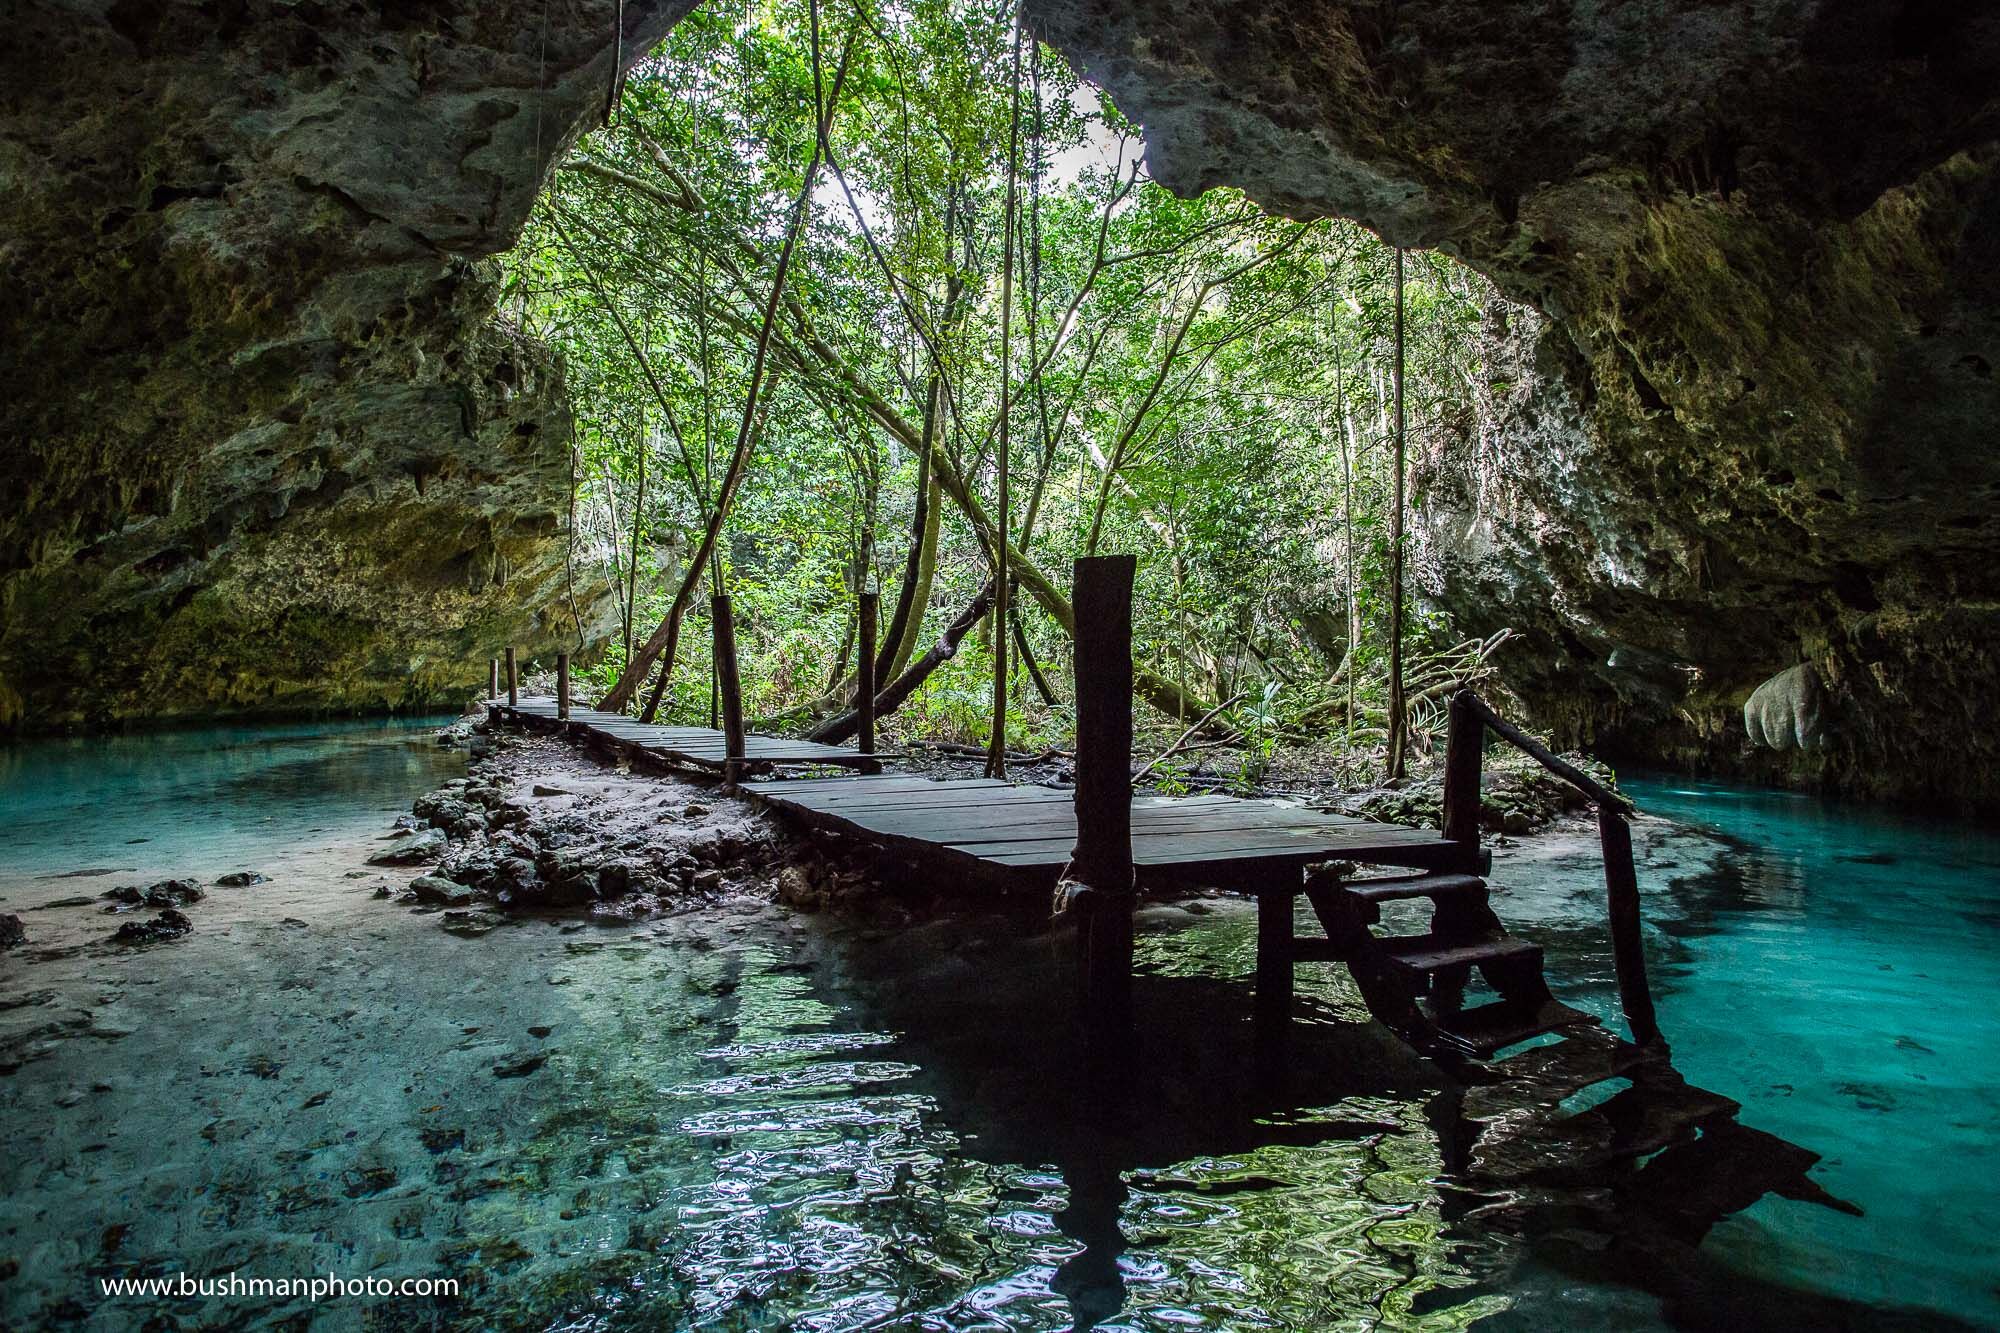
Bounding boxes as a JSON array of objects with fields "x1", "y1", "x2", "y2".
[{"x1": 369, "y1": 718, "x2": 902, "y2": 935}]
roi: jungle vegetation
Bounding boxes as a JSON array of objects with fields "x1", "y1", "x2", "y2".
[{"x1": 503, "y1": 0, "x2": 1505, "y2": 787}]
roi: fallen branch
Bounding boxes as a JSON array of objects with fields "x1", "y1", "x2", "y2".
[
  {"x1": 807, "y1": 582, "x2": 997, "y2": 744},
  {"x1": 1134, "y1": 693, "x2": 1244, "y2": 783}
]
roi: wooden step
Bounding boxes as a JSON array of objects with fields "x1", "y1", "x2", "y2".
[
  {"x1": 1430, "y1": 998, "x2": 1599, "y2": 1059},
  {"x1": 1376, "y1": 933, "x2": 1541, "y2": 980},
  {"x1": 1343, "y1": 873, "x2": 1487, "y2": 905}
]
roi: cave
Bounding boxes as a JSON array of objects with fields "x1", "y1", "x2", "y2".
[{"x1": 3, "y1": 2, "x2": 1998, "y2": 1328}]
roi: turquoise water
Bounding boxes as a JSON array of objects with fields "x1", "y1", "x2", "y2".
[
  {"x1": 1611, "y1": 775, "x2": 2000, "y2": 1325},
  {"x1": 0, "y1": 717, "x2": 464, "y2": 881},
  {"x1": 1, "y1": 728, "x2": 1996, "y2": 1330}
]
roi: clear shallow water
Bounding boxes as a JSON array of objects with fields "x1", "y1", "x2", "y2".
[
  {"x1": 1611, "y1": 775, "x2": 2000, "y2": 1326},
  {"x1": 1, "y1": 728, "x2": 1995, "y2": 1331},
  {"x1": 0, "y1": 717, "x2": 465, "y2": 883}
]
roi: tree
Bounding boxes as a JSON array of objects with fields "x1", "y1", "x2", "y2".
[{"x1": 499, "y1": 0, "x2": 1494, "y2": 772}]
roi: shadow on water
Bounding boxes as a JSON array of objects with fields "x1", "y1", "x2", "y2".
[{"x1": 802, "y1": 896, "x2": 1974, "y2": 1332}]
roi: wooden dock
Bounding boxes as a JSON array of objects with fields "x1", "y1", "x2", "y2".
[
  {"x1": 490, "y1": 697, "x2": 1456, "y2": 888},
  {"x1": 746, "y1": 772, "x2": 1459, "y2": 888},
  {"x1": 470, "y1": 569, "x2": 1847, "y2": 1239},
  {"x1": 492, "y1": 696, "x2": 890, "y2": 774}
]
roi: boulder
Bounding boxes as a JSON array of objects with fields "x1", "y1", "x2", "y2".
[
  {"x1": 0, "y1": 1, "x2": 696, "y2": 730},
  {"x1": 408, "y1": 875, "x2": 475, "y2": 908},
  {"x1": 104, "y1": 879, "x2": 205, "y2": 909},
  {"x1": 1025, "y1": 0, "x2": 2000, "y2": 810}
]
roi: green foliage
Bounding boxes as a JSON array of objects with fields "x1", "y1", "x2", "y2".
[{"x1": 502, "y1": 0, "x2": 1502, "y2": 770}]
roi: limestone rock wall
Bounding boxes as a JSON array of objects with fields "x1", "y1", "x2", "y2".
[
  {"x1": 0, "y1": 0, "x2": 695, "y2": 728},
  {"x1": 1028, "y1": 0, "x2": 2000, "y2": 809}
]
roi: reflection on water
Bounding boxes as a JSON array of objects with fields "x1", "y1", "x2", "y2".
[{"x1": 1, "y1": 732, "x2": 1995, "y2": 1330}]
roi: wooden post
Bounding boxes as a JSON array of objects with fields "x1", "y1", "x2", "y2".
[
  {"x1": 856, "y1": 590, "x2": 877, "y2": 756},
  {"x1": 556, "y1": 652, "x2": 570, "y2": 720},
  {"x1": 505, "y1": 647, "x2": 517, "y2": 707},
  {"x1": 1441, "y1": 690, "x2": 1484, "y2": 870},
  {"x1": 488, "y1": 658, "x2": 499, "y2": 701},
  {"x1": 712, "y1": 594, "x2": 746, "y2": 786},
  {"x1": 1598, "y1": 807, "x2": 1665, "y2": 1050},
  {"x1": 1071, "y1": 555, "x2": 1136, "y2": 1057}
]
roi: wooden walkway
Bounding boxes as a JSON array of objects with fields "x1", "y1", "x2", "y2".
[
  {"x1": 489, "y1": 696, "x2": 1456, "y2": 889},
  {"x1": 748, "y1": 773, "x2": 1458, "y2": 888},
  {"x1": 492, "y1": 696, "x2": 889, "y2": 774}
]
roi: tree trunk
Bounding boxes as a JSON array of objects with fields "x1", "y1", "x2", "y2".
[
  {"x1": 876, "y1": 381, "x2": 939, "y2": 681},
  {"x1": 807, "y1": 582, "x2": 997, "y2": 744},
  {"x1": 988, "y1": 21, "x2": 1023, "y2": 780},
  {"x1": 624, "y1": 412, "x2": 646, "y2": 668},
  {"x1": 826, "y1": 615, "x2": 855, "y2": 694},
  {"x1": 601, "y1": 35, "x2": 855, "y2": 718},
  {"x1": 1386, "y1": 247, "x2": 1409, "y2": 781},
  {"x1": 1012, "y1": 593, "x2": 1058, "y2": 705}
]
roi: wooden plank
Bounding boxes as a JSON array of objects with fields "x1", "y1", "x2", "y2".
[
  {"x1": 748, "y1": 772, "x2": 1008, "y2": 792},
  {"x1": 971, "y1": 826, "x2": 1455, "y2": 869},
  {"x1": 771, "y1": 784, "x2": 1075, "y2": 809},
  {"x1": 747, "y1": 774, "x2": 1007, "y2": 793},
  {"x1": 760, "y1": 788, "x2": 1064, "y2": 808},
  {"x1": 807, "y1": 801, "x2": 1311, "y2": 844},
  {"x1": 497, "y1": 706, "x2": 891, "y2": 771}
]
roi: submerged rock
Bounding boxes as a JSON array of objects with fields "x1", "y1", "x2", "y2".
[
  {"x1": 491, "y1": 1051, "x2": 549, "y2": 1079},
  {"x1": 408, "y1": 875, "x2": 475, "y2": 908},
  {"x1": 214, "y1": 871, "x2": 270, "y2": 887},
  {"x1": 111, "y1": 909, "x2": 193, "y2": 945},
  {"x1": 0, "y1": 914, "x2": 25, "y2": 949},
  {"x1": 366, "y1": 829, "x2": 446, "y2": 867},
  {"x1": 439, "y1": 911, "x2": 510, "y2": 938},
  {"x1": 103, "y1": 879, "x2": 205, "y2": 910}
]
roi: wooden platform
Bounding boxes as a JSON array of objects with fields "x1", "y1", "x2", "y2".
[
  {"x1": 488, "y1": 697, "x2": 1456, "y2": 888},
  {"x1": 490, "y1": 696, "x2": 891, "y2": 772},
  {"x1": 745, "y1": 773, "x2": 1460, "y2": 888}
]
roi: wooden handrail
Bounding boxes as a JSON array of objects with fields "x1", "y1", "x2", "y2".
[
  {"x1": 1458, "y1": 691, "x2": 1634, "y2": 815},
  {"x1": 1442, "y1": 689, "x2": 1664, "y2": 1049}
]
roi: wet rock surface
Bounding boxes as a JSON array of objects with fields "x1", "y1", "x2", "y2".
[
  {"x1": 0, "y1": 1, "x2": 702, "y2": 728},
  {"x1": 1337, "y1": 748, "x2": 1619, "y2": 838},
  {"x1": 109, "y1": 908, "x2": 193, "y2": 945},
  {"x1": 392, "y1": 734, "x2": 813, "y2": 921},
  {"x1": 1025, "y1": 0, "x2": 2000, "y2": 810},
  {"x1": 101, "y1": 879, "x2": 205, "y2": 911},
  {"x1": 367, "y1": 828, "x2": 448, "y2": 867}
]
